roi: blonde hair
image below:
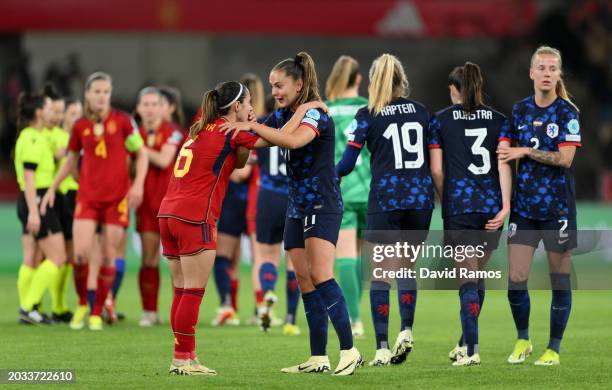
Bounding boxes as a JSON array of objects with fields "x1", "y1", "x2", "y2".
[
  {"x1": 272, "y1": 51, "x2": 321, "y2": 106},
  {"x1": 84, "y1": 72, "x2": 112, "y2": 122},
  {"x1": 325, "y1": 55, "x2": 360, "y2": 101},
  {"x1": 368, "y1": 54, "x2": 409, "y2": 115},
  {"x1": 530, "y1": 46, "x2": 578, "y2": 111},
  {"x1": 240, "y1": 73, "x2": 265, "y2": 117}
]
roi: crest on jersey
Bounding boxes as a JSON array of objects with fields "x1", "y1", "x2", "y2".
[
  {"x1": 546, "y1": 123, "x2": 559, "y2": 139},
  {"x1": 508, "y1": 223, "x2": 517, "y2": 238},
  {"x1": 305, "y1": 109, "x2": 320, "y2": 121},
  {"x1": 567, "y1": 119, "x2": 580, "y2": 134},
  {"x1": 107, "y1": 120, "x2": 117, "y2": 135}
]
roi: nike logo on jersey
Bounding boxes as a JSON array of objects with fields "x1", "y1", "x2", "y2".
[
  {"x1": 518, "y1": 124, "x2": 527, "y2": 130},
  {"x1": 558, "y1": 239, "x2": 569, "y2": 245},
  {"x1": 303, "y1": 226, "x2": 314, "y2": 233}
]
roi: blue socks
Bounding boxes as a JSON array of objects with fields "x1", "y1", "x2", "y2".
[
  {"x1": 213, "y1": 256, "x2": 232, "y2": 306},
  {"x1": 111, "y1": 257, "x2": 125, "y2": 299},
  {"x1": 508, "y1": 279, "x2": 530, "y2": 340},
  {"x1": 549, "y1": 273, "x2": 571, "y2": 353},
  {"x1": 315, "y1": 278, "x2": 353, "y2": 351},
  {"x1": 259, "y1": 262, "x2": 278, "y2": 294},
  {"x1": 370, "y1": 281, "x2": 391, "y2": 349},
  {"x1": 458, "y1": 278, "x2": 485, "y2": 346},
  {"x1": 397, "y1": 277, "x2": 417, "y2": 331},
  {"x1": 459, "y1": 282, "x2": 480, "y2": 356},
  {"x1": 302, "y1": 290, "x2": 328, "y2": 356},
  {"x1": 285, "y1": 271, "x2": 300, "y2": 324}
]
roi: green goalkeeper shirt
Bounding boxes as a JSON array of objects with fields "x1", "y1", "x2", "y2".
[{"x1": 326, "y1": 96, "x2": 370, "y2": 204}]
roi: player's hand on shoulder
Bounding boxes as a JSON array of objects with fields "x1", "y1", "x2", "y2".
[{"x1": 220, "y1": 121, "x2": 252, "y2": 137}]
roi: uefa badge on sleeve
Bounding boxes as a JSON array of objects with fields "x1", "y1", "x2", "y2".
[{"x1": 546, "y1": 123, "x2": 559, "y2": 138}]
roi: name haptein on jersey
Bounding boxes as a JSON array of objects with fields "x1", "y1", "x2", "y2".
[
  {"x1": 380, "y1": 103, "x2": 416, "y2": 117},
  {"x1": 452, "y1": 109, "x2": 493, "y2": 120}
]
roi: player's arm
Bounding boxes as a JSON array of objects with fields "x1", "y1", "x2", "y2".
[
  {"x1": 335, "y1": 144, "x2": 361, "y2": 177},
  {"x1": 235, "y1": 147, "x2": 251, "y2": 169},
  {"x1": 486, "y1": 140, "x2": 512, "y2": 231},
  {"x1": 277, "y1": 101, "x2": 329, "y2": 135},
  {"x1": 40, "y1": 151, "x2": 78, "y2": 215},
  {"x1": 497, "y1": 145, "x2": 576, "y2": 168},
  {"x1": 146, "y1": 143, "x2": 178, "y2": 169},
  {"x1": 23, "y1": 168, "x2": 40, "y2": 235},
  {"x1": 429, "y1": 148, "x2": 444, "y2": 199},
  {"x1": 129, "y1": 147, "x2": 148, "y2": 208}
]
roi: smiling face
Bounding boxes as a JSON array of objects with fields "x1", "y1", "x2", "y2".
[
  {"x1": 530, "y1": 53, "x2": 561, "y2": 94},
  {"x1": 269, "y1": 70, "x2": 302, "y2": 108},
  {"x1": 233, "y1": 91, "x2": 253, "y2": 122},
  {"x1": 85, "y1": 79, "x2": 112, "y2": 115}
]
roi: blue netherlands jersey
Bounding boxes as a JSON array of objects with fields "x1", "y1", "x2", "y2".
[
  {"x1": 257, "y1": 113, "x2": 289, "y2": 194},
  {"x1": 429, "y1": 104, "x2": 510, "y2": 218},
  {"x1": 267, "y1": 107, "x2": 343, "y2": 218},
  {"x1": 350, "y1": 97, "x2": 434, "y2": 213},
  {"x1": 510, "y1": 96, "x2": 581, "y2": 221}
]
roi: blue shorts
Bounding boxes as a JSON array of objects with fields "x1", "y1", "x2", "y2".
[
  {"x1": 444, "y1": 213, "x2": 502, "y2": 250},
  {"x1": 256, "y1": 188, "x2": 288, "y2": 245},
  {"x1": 284, "y1": 213, "x2": 342, "y2": 250},
  {"x1": 365, "y1": 209, "x2": 432, "y2": 244},
  {"x1": 507, "y1": 212, "x2": 577, "y2": 253},
  {"x1": 217, "y1": 188, "x2": 247, "y2": 238}
]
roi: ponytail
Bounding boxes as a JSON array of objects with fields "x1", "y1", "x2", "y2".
[
  {"x1": 325, "y1": 55, "x2": 359, "y2": 101},
  {"x1": 272, "y1": 51, "x2": 321, "y2": 107},
  {"x1": 368, "y1": 54, "x2": 409, "y2": 115},
  {"x1": 189, "y1": 81, "x2": 248, "y2": 139},
  {"x1": 530, "y1": 45, "x2": 579, "y2": 112},
  {"x1": 448, "y1": 62, "x2": 483, "y2": 113}
]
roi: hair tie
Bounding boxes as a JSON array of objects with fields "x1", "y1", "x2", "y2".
[
  {"x1": 220, "y1": 83, "x2": 244, "y2": 109},
  {"x1": 294, "y1": 55, "x2": 303, "y2": 65}
]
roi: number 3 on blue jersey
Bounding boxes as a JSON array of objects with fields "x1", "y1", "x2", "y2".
[
  {"x1": 383, "y1": 121, "x2": 424, "y2": 169},
  {"x1": 465, "y1": 127, "x2": 490, "y2": 175}
]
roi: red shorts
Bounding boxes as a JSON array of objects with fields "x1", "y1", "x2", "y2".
[
  {"x1": 159, "y1": 217, "x2": 217, "y2": 259},
  {"x1": 136, "y1": 205, "x2": 160, "y2": 233},
  {"x1": 75, "y1": 197, "x2": 129, "y2": 228}
]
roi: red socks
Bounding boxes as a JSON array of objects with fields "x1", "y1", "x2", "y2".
[
  {"x1": 139, "y1": 266, "x2": 160, "y2": 312},
  {"x1": 91, "y1": 266, "x2": 116, "y2": 316},
  {"x1": 230, "y1": 278, "x2": 239, "y2": 311},
  {"x1": 170, "y1": 287, "x2": 184, "y2": 332},
  {"x1": 174, "y1": 288, "x2": 205, "y2": 359},
  {"x1": 73, "y1": 263, "x2": 89, "y2": 306}
]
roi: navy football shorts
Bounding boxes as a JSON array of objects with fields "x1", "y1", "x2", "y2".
[
  {"x1": 217, "y1": 189, "x2": 247, "y2": 238},
  {"x1": 256, "y1": 188, "x2": 288, "y2": 245},
  {"x1": 284, "y1": 213, "x2": 342, "y2": 250},
  {"x1": 365, "y1": 209, "x2": 432, "y2": 244},
  {"x1": 507, "y1": 212, "x2": 577, "y2": 253},
  {"x1": 443, "y1": 213, "x2": 503, "y2": 250}
]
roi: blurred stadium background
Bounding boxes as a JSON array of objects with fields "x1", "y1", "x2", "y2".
[{"x1": 0, "y1": 1, "x2": 610, "y2": 387}]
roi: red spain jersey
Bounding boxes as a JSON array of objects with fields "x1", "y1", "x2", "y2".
[
  {"x1": 139, "y1": 120, "x2": 184, "y2": 211},
  {"x1": 69, "y1": 109, "x2": 142, "y2": 203},
  {"x1": 158, "y1": 118, "x2": 259, "y2": 224}
]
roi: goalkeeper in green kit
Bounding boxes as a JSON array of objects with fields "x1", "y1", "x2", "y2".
[{"x1": 325, "y1": 56, "x2": 370, "y2": 337}]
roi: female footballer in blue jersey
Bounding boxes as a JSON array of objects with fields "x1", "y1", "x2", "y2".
[
  {"x1": 223, "y1": 51, "x2": 363, "y2": 376},
  {"x1": 336, "y1": 54, "x2": 434, "y2": 367},
  {"x1": 429, "y1": 62, "x2": 513, "y2": 366},
  {"x1": 498, "y1": 46, "x2": 581, "y2": 366}
]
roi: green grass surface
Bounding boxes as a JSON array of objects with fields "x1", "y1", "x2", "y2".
[{"x1": 1, "y1": 203, "x2": 612, "y2": 388}]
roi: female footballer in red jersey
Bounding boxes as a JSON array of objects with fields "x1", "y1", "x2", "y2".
[
  {"x1": 135, "y1": 87, "x2": 183, "y2": 326},
  {"x1": 159, "y1": 81, "x2": 265, "y2": 375},
  {"x1": 40, "y1": 72, "x2": 148, "y2": 331}
]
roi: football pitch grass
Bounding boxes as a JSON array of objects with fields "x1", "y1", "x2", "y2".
[{"x1": 0, "y1": 204, "x2": 611, "y2": 388}]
